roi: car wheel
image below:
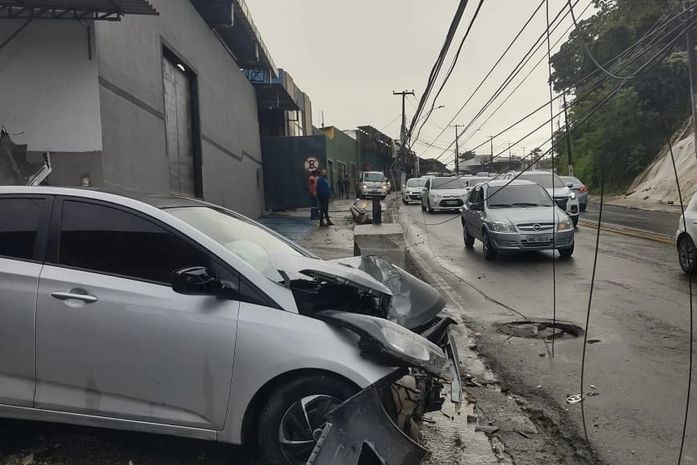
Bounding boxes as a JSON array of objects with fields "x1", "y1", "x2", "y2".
[
  {"x1": 559, "y1": 244, "x2": 574, "y2": 258},
  {"x1": 258, "y1": 375, "x2": 356, "y2": 465},
  {"x1": 421, "y1": 202, "x2": 426, "y2": 212},
  {"x1": 678, "y1": 235, "x2": 697, "y2": 273},
  {"x1": 482, "y1": 231, "x2": 497, "y2": 260},
  {"x1": 571, "y1": 215, "x2": 579, "y2": 227},
  {"x1": 402, "y1": 198, "x2": 408, "y2": 205},
  {"x1": 464, "y1": 227, "x2": 475, "y2": 248}
]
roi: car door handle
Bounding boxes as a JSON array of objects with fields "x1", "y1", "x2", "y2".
[{"x1": 51, "y1": 291, "x2": 99, "y2": 304}]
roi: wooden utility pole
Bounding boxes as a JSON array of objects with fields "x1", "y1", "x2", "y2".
[
  {"x1": 562, "y1": 92, "x2": 574, "y2": 176},
  {"x1": 489, "y1": 136, "x2": 495, "y2": 172},
  {"x1": 393, "y1": 90, "x2": 415, "y2": 174},
  {"x1": 451, "y1": 124, "x2": 464, "y2": 174}
]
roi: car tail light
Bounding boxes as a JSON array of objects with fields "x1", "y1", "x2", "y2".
[{"x1": 580, "y1": 184, "x2": 588, "y2": 193}]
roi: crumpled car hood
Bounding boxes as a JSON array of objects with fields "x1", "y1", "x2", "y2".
[
  {"x1": 271, "y1": 253, "x2": 393, "y2": 296},
  {"x1": 331, "y1": 255, "x2": 446, "y2": 329}
]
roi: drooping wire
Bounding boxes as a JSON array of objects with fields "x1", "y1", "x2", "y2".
[
  {"x1": 567, "y1": 0, "x2": 635, "y2": 81},
  {"x1": 657, "y1": 111, "x2": 695, "y2": 465},
  {"x1": 546, "y1": 0, "x2": 558, "y2": 357},
  {"x1": 579, "y1": 177, "x2": 604, "y2": 448}
]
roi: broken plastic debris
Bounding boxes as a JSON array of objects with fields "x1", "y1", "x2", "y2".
[
  {"x1": 590, "y1": 384, "x2": 597, "y2": 389},
  {"x1": 566, "y1": 394, "x2": 583, "y2": 404},
  {"x1": 587, "y1": 392, "x2": 599, "y2": 397}
]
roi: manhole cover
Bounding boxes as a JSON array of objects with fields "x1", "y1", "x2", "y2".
[{"x1": 495, "y1": 319, "x2": 584, "y2": 339}]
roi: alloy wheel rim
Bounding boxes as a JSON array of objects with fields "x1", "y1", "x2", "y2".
[
  {"x1": 680, "y1": 238, "x2": 695, "y2": 269},
  {"x1": 278, "y1": 395, "x2": 341, "y2": 465}
]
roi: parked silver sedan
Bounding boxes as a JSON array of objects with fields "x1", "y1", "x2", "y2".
[
  {"x1": 0, "y1": 186, "x2": 459, "y2": 465},
  {"x1": 461, "y1": 180, "x2": 575, "y2": 259}
]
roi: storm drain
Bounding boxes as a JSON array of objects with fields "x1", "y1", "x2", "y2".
[{"x1": 495, "y1": 319, "x2": 584, "y2": 339}]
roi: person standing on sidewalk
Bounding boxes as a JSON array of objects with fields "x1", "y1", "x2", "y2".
[
  {"x1": 308, "y1": 170, "x2": 319, "y2": 220},
  {"x1": 316, "y1": 169, "x2": 333, "y2": 226},
  {"x1": 343, "y1": 175, "x2": 351, "y2": 199}
]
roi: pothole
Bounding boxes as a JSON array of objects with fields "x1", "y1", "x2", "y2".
[{"x1": 495, "y1": 319, "x2": 584, "y2": 339}]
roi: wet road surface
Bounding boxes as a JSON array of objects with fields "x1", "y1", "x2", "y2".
[
  {"x1": 400, "y1": 204, "x2": 696, "y2": 465},
  {"x1": 585, "y1": 202, "x2": 680, "y2": 237}
]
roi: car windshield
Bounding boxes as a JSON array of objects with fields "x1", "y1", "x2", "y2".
[
  {"x1": 363, "y1": 172, "x2": 385, "y2": 182},
  {"x1": 485, "y1": 184, "x2": 554, "y2": 208},
  {"x1": 406, "y1": 178, "x2": 427, "y2": 188},
  {"x1": 517, "y1": 173, "x2": 565, "y2": 189},
  {"x1": 167, "y1": 206, "x2": 309, "y2": 279},
  {"x1": 561, "y1": 176, "x2": 580, "y2": 185},
  {"x1": 432, "y1": 178, "x2": 465, "y2": 189}
]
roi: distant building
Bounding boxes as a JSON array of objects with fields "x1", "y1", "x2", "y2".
[{"x1": 317, "y1": 126, "x2": 360, "y2": 197}]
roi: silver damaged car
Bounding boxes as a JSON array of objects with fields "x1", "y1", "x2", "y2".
[{"x1": 0, "y1": 186, "x2": 460, "y2": 465}]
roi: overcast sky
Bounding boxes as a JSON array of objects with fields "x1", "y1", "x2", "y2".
[{"x1": 246, "y1": 0, "x2": 594, "y2": 168}]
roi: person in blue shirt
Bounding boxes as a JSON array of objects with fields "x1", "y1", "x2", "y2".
[{"x1": 316, "y1": 169, "x2": 333, "y2": 226}]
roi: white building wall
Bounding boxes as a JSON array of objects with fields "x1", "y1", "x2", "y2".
[
  {"x1": 0, "y1": 20, "x2": 102, "y2": 152},
  {"x1": 94, "y1": 0, "x2": 265, "y2": 217}
]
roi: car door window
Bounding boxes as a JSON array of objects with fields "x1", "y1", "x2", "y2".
[
  {"x1": 0, "y1": 197, "x2": 45, "y2": 261},
  {"x1": 58, "y1": 200, "x2": 228, "y2": 285}
]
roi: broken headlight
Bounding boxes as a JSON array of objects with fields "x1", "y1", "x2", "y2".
[{"x1": 317, "y1": 311, "x2": 451, "y2": 380}]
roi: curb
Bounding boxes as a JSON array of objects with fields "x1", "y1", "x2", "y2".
[{"x1": 578, "y1": 219, "x2": 673, "y2": 245}]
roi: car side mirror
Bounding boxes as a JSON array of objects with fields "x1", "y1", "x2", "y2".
[
  {"x1": 172, "y1": 266, "x2": 239, "y2": 299},
  {"x1": 566, "y1": 182, "x2": 574, "y2": 188}
]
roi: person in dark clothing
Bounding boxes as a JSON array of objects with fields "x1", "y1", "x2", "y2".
[
  {"x1": 343, "y1": 175, "x2": 351, "y2": 199},
  {"x1": 316, "y1": 169, "x2": 333, "y2": 226}
]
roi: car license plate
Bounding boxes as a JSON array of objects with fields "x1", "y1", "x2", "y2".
[
  {"x1": 524, "y1": 235, "x2": 550, "y2": 243},
  {"x1": 444, "y1": 200, "x2": 459, "y2": 206}
]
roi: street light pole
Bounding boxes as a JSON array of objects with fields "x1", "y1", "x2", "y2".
[
  {"x1": 489, "y1": 136, "x2": 494, "y2": 173},
  {"x1": 450, "y1": 124, "x2": 463, "y2": 174}
]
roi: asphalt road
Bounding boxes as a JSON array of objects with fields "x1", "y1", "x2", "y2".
[
  {"x1": 584, "y1": 202, "x2": 680, "y2": 237},
  {"x1": 400, "y1": 204, "x2": 697, "y2": 465}
]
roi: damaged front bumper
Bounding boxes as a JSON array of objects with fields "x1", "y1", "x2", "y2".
[{"x1": 308, "y1": 322, "x2": 462, "y2": 465}]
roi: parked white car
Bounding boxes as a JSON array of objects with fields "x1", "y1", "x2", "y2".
[
  {"x1": 676, "y1": 192, "x2": 697, "y2": 273},
  {"x1": 0, "y1": 186, "x2": 460, "y2": 465},
  {"x1": 402, "y1": 177, "x2": 427, "y2": 204},
  {"x1": 421, "y1": 177, "x2": 468, "y2": 213}
]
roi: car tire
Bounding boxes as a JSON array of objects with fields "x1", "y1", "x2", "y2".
[
  {"x1": 421, "y1": 203, "x2": 426, "y2": 212},
  {"x1": 464, "y1": 227, "x2": 475, "y2": 248},
  {"x1": 571, "y1": 215, "x2": 579, "y2": 227},
  {"x1": 678, "y1": 235, "x2": 697, "y2": 273},
  {"x1": 258, "y1": 375, "x2": 357, "y2": 465},
  {"x1": 403, "y1": 198, "x2": 408, "y2": 205},
  {"x1": 559, "y1": 244, "x2": 574, "y2": 258},
  {"x1": 482, "y1": 231, "x2": 497, "y2": 260}
]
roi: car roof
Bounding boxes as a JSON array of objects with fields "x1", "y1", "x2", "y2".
[
  {"x1": 481, "y1": 179, "x2": 537, "y2": 187},
  {"x1": 0, "y1": 185, "x2": 211, "y2": 210}
]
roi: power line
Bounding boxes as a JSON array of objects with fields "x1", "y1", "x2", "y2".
[{"x1": 423, "y1": 0, "x2": 583, "y2": 160}]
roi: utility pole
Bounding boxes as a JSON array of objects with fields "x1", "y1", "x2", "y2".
[
  {"x1": 562, "y1": 92, "x2": 574, "y2": 176},
  {"x1": 393, "y1": 90, "x2": 415, "y2": 175},
  {"x1": 508, "y1": 143, "x2": 512, "y2": 171},
  {"x1": 450, "y1": 124, "x2": 464, "y2": 174},
  {"x1": 687, "y1": 27, "x2": 697, "y2": 155},
  {"x1": 489, "y1": 136, "x2": 494, "y2": 173}
]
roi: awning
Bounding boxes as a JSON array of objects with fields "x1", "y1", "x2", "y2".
[{"x1": 0, "y1": 1, "x2": 158, "y2": 20}]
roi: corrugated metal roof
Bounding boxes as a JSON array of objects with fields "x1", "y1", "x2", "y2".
[{"x1": 0, "y1": 1, "x2": 158, "y2": 19}]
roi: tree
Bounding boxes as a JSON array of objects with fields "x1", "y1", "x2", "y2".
[
  {"x1": 549, "y1": 0, "x2": 689, "y2": 191},
  {"x1": 459, "y1": 150, "x2": 477, "y2": 161}
]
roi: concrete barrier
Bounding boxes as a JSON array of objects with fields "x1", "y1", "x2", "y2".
[{"x1": 354, "y1": 223, "x2": 406, "y2": 268}]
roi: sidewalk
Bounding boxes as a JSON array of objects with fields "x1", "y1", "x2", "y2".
[{"x1": 259, "y1": 195, "x2": 560, "y2": 465}]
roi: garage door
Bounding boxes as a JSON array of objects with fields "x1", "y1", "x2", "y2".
[{"x1": 162, "y1": 54, "x2": 195, "y2": 196}]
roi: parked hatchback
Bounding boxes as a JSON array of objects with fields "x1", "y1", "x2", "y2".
[
  {"x1": 461, "y1": 180, "x2": 575, "y2": 259},
  {"x1": 0, "y1": 186, "x2": 459, "y2": 465},
  {"x1": 421, "y1": 177, "x2": 468, "y2": 213}
]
